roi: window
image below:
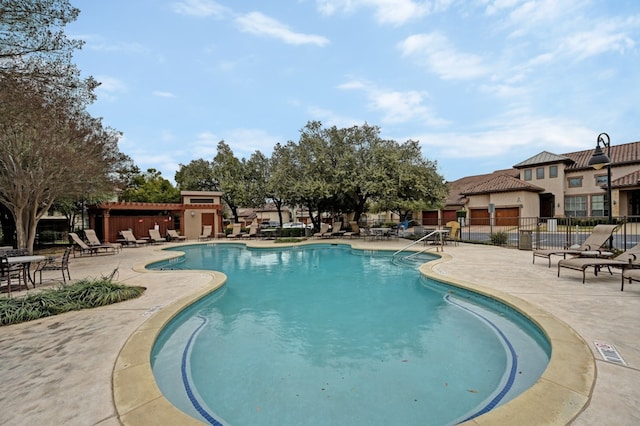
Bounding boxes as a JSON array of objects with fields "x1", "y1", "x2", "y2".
[
  {"x1": 591, "y1": 194, "x2": 609, "y2": 217},
  {"x1": 565, "y1": 196, "x2": 587, "y2": 217},
  {"x1": 568, "y1": 177, "x2": 583, "y2": 188},
  {"x1": 549, "y1": 165, "x2": 558, "y2": 178},
  {"x1": 524, "y1": 169, "x2": 532, "y2": 181},
  {"x1": 536, "y1": 167, "x2": 544, "y2": 179},
  {"x1": 595, "y1": 175, "x2": 608, "y2": 186},
  {"x1": 190, "y1": 198, "x2": 215, "y2": 204}
]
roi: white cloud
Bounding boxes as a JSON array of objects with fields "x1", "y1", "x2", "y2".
[
  {"x1": 560, "y1": 26, "x2": 635, "y2": 60},
  {"x1": 398, "y1": 33, "x2": 489, "y2": 80},
  {"x1": 307, "y1": 106, "x2": 363, "y2": 129},
  {"x1": 95, "y1": 75, "x2": 127, "y2": 101},
  {"x1": 236, "y1": 12, "x2": 330, "y2": 46},
  {"x1": 339, "y1": 79, "x2": 449, "y2": 126},
  {"x1": 415, "y1": 114, "x2": 592, "y2": 160},
  {"x1": 187, "y1": 129, "x2": 280, "y2": 160},
  {"x1": 315, "y1": 0, "x2": 452, "y2": 25},
  {"x1": 78, "y1": 34, "x2": 147, "y2": 54},
  {"x1": 153, "y1": 90, "x2": 176, "y2": 98},
  {"x1": 172, "y1": 0, "x2": 230, "y2": 18},
  {"x1": 224, "y1": 128, "x2": 281, "y2": 157}
]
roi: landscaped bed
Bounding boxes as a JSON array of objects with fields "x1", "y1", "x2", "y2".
[{"x1": 0, "y1": 279, "x2": 145, "y2": 326}]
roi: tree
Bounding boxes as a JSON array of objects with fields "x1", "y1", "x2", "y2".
[
  {"x1": 371, "y1": 140, "x2": 448, "y2": 222},
  {"x1": 175, "y1": 159, "x2": 217, "y2": 191},
  {"x1": 118, "y1": 168, "x2": 180, "y2": 203},
  {"x1": 0, "y1": 0, "x2": 94, "y2": 98},
  {"x1": 0, "y1": 76, "x2": 122, "y2": 252},
  {"x1": 0, "y1": 2, "x2": 124, "y2": 252},
  {"x1": 212, "y1": 141, "x2": 249, "y2": 224}
]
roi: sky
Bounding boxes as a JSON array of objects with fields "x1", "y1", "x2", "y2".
[{"x1": 67, "y1": 0, "x2": 640, "y2": 183}]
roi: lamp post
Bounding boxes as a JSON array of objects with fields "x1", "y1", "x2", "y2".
[{"x1": 587, "y1": 132, "x2": 613, "y2": 247}]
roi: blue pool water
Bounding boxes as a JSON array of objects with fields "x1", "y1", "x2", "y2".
[{"x1": 150, "y1": 244, "x2": 550, "y2": 426}]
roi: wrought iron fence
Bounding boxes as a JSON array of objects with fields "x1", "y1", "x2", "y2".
[
  {"x1": 456, "y1": 216, "x2": 639, "y2": 250},
  {"x1": 359, "y1": 216, "x2": 640, "y2": 250}
]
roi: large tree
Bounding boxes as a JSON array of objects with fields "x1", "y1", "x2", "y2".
[
  {"x1": 0, "y1": 1, "x2": 124, "y2": 252},
  {"x1": 212, "y1": 141, "x2": 251, "y2": 224},
  {"x1": 0, "y1": 77, "x2": 121, "y2": 251},
  {"x1": 118, "y1": 168, "x2": 180, "y2": 203},
  {"x1": 174, "y1": 159, "x2": 216, "y2": 191}
]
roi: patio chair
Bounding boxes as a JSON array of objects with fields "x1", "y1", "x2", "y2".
[
  {"x1": 532, "y1": 224, "x2": 619, "y2": 267},
  {"x1": 119, "y1": 230, "x2": 149, "y2": 247},
  {"x1": 167, "y1": 229, "x2": 187, "y2": 242},
  {"x1": 313, "y1": 223, "x2": 331, "y2": 238},
  {"x1": 343, "y1": 222, "x2": 360, "y2": 238},
  {"x1": 69, "y1": 232, "x2": 116, "y2": 256},
  {"x1": 331, "y1": 222, "x2": 345, "y2": 237},
  {"x1": 148, "y1": 228, "x2": 167, "y2": 244},
  {"x1": 241, "y1": 221, "x2": 258, "y2": 239},
  {"x1": 444, "y1": 221, "x2": 461, "y2": 246},
  {"x1": 622, "y1": 268, "x2": 640, "y2": 291},
  {"x1": 1, "y1": 255, "x2": 26, "y2": 296},
  {"x1": 558, "y1": 242, "x2": 640, "y2": 285},
  {"x1": 199, "y1": 225, "x2": 212, "y2": 241},
  {"x1": 85, "y1": 229, "x2": 122, "y2": 252},
  {"x1": 34, "y1": 246, "x2": 72, "y2": 285},
  {"x1": 227, "y1": 223, "x2": 244, "y2": 238}
]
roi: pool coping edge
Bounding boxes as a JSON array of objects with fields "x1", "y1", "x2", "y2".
[{"x1": 112, "y1": 242, "x2": 596, "y2": 425}]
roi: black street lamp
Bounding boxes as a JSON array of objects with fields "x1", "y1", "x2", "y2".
[{"x1": 588, "y1": 132, "x2": 613, "y2": 246}]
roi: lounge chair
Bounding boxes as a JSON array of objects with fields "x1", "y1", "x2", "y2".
[
  {"x1": 242, "y1": 221, "x2": 258, "y2": 239},
  {"x1": 330, "y1": 222, "x2": 345, "y2": 237},
  {"x1": 84, "y1": 229, "x2": 122, "y2": 252},
  {"x1": 532, "y1": 224, "x2": 618, "y2": 267},
  {"x1": 69, "y1": 232, "x2": 116, "y2": 256},
  {"x1": 119, "y1": 230, "x2": 148, "y2": 247},
  {"x1": 558, "y1": 242, "x2": 640, "y2": 284},
  {"x1": 313, "y1": 223, "x2": 331, "y2": 238},
  {"x1": 167, "y1": 229, "x2": 187, "y2": 241},
  {"x1": 343, "y1": 222, "x2": 360, "y2": 238},
  {"x1": 227, "y1": 223, "x2": 244, "y2": 238},
  {"x1": 622, "y1": 268, "x2": 640, "y2": 291},
  {"x1": 149, "y1": 228, "x2": 167, "y2": 244},
  {"x1": 34, "y1": 246, "x2": 72, "y2": 285},
  {"x1": 199, "y1": 225, "x2": 212, "y2": 241}
]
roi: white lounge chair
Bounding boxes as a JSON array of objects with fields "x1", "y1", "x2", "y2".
[
  {"x1": 167, "y1": 229, "x2": 187, "y2": 241},
  {"x1": 149, "y1": 228, "x2": 167, "y2": 244}
]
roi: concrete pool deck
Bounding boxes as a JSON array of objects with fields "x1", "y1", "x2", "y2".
[{"x1": 0, "y1": 239, "x2": 638, "y2": 425}]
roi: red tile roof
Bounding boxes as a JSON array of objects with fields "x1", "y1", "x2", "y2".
[
  {"x1": 446, "y1": 140, "x2": 640, "y2": 206},
  {"x1": 461, "y1": 174, "x2": 545, "y2": 196},
  {"x1": 562, "y1": 141, "x2": 640, "y2": 170},
  {"x1": 612, "y1": 170, "x2": 640, "y2": 188}
]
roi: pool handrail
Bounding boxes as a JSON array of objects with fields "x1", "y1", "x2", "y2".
[{"x1": 393, "y1": 230, "x2": 444, "y2": 258}]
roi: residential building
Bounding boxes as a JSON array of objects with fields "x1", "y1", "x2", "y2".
[{"x1": 427, "y1": 140, "x2": 640, "y2": 225}]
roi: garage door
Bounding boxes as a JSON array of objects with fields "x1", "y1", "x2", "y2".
[
  {"x1": 442, "y1": 210, "x2": 458, "y2": 223},
  {"x1": 470, "y1": 207, "x2": 519, "y2": 226},
  {"x1": 470, "y1": 209, "x2": 490, "y2": 226},
  {"x1": 422, "y1": 211, "x2": 439, "y2": 226},
  {"x1": 495, "y1": 207, "x2": 519, "y2": 226}
]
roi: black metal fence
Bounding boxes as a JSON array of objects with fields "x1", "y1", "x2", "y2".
[
  {"x1": 456, "y1": 216, "x2": 638, "y2": 251},
  {"x1": 358, "y1": 216, "x2": 640, "y2": 251}
]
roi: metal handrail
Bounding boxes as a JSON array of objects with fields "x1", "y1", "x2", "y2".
[{"x1": 393, "y1": 230, "x2": 444, "y2": 257}]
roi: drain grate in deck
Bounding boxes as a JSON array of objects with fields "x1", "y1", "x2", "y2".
[{"x1": 594, "y1": 341, "x2": 626, "y2": 365}]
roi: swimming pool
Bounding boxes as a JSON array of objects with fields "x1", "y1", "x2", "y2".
[{"x1": 149, "y1": 244, "x2": 550, "y2": 425}]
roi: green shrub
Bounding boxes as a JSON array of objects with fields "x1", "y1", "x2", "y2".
[
  {"x1": 490, "y1": 231, "x2": 508, "y2": 246},
  {"x1": 0, "y1": 279, "x2": 145, "y2": 326}
]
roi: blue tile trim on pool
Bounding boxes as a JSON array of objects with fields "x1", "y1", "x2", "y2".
[
  {"x1": 181, "y1": 315, "x2": 222, "y2": 426},
  {"x1": 444, "y1": 294, "x2": 518, "y2": 422}
]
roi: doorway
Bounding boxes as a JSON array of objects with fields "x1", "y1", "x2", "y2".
[{"x1": 539, "y1": 193, "x2": 555, "y2": 218}]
